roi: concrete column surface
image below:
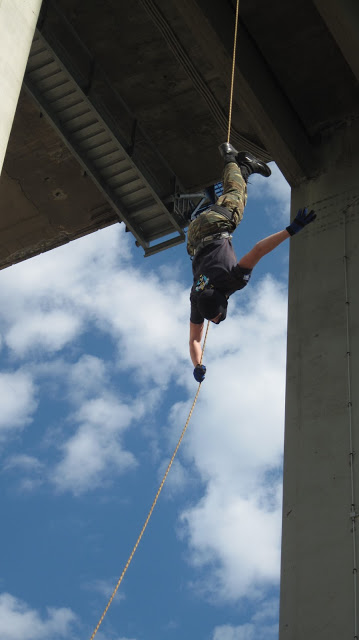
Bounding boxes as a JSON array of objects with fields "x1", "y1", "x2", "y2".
[
  {"x1": 0, "y1": 0, "x2": 43, "y2": 175},
  {"x1": 279, "y1": 122, "x2": 359, "y2": 639}
]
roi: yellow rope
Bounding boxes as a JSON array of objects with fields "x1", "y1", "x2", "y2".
[
  {"x1": 227, "y1": 0, "x2": 240, "y2": 143},
  {"x1": 89, "y1": 7, "x2": 240, "y2": 636},
  {"x1": 89, "y1": 322, "x2": 210, "y2": 640}
]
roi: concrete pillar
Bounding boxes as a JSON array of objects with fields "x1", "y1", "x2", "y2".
[
  {"x1": 279, "y1": 120, "x2": 359, "y2": 639},
  {"x1": 0, "y1": 0, "x2": 43, "y2": 175}
]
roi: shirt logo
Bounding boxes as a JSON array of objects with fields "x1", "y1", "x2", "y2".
[{"x1": 195, "y1": 274, "x2": 213, "y2": 292}]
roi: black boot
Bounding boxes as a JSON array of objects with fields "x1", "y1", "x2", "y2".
[
  {"x1": 236, "y1": 151, "x2": 271, "y2": 180},
  {"x1": 218, "y1": 143, "x2": 271, "y2": 181}
]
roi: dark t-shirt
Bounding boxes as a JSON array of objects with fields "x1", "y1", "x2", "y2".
[{"x1": 190, "y1": 238, "x2": 252, "y2": 323}]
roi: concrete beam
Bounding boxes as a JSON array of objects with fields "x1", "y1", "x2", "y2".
[
  {"x1": 0, "y1": 0, "x2": 43, "y2": 175},
  {"x1": 314, "y1": 0, "x2": 359, "y2": 84},
  {"x1": 174, "y1": 0, "x2": 317, "y2": 186}
]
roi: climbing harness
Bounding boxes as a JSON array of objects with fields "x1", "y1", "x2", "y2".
[
  {"x1": 89, "y1": 323, "x2": 210, "y2": 640},
  {"x1": 193, "y1": 231, "x2": 233, "y2": 256},
  {"x1": 207, "y1": 203, "x2": 238, "y2": 222},
  {"x1": 89, "y1": 2, "x2": 240, "y2": 636}
]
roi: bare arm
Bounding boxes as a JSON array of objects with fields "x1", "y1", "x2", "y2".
[
  {"x1": 189, "y1": 321, "x2": 204, "y2": 367},
  {"x1": 238, "y1": 229, "x2": 290, "y2": 269}
]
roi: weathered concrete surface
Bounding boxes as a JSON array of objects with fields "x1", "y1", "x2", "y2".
[
  {"x1": 280, "y1": 119, "x2": 359, "y2": 639},
  {"x1": 0, "y1": 92, "x2": 117, "y2": 269},
  {"x1": 0, "y1": 0, "x2": 43, "y2": 174},
  {"x1": 1, "y1": 0, "x2": 359, "y2": 267}
]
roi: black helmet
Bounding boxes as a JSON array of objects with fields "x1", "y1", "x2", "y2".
[{"x1": 197, "y1": 289, "x2": 228, "y2": 322}]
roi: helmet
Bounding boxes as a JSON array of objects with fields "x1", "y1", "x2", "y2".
[{"x1": 197, "y1": 289, "x2": 228, "y2": 322}]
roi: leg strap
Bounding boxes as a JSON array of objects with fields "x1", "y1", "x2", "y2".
[{"x1": 208, "y1": 204, "x2": 235, "y2": 221}]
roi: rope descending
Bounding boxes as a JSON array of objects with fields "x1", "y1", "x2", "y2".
[
  {"x1": 89, "y1": 322, "x2": 210, "y2": 640},
  {"x1": 227, "y1": 0, "x2": 240, "y2": 143},
  {"x1": 89, "y1": 2, "x2": 240, "y2": 636}
]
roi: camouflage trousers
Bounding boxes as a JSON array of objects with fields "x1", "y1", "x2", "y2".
[{"x1": 187, "y1": 162, "x2": 248, "y2": 256}]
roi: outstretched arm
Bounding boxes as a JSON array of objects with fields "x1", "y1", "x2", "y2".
[
  {"x1": 239, "y1": 208, "x2": 316, "y2": 269},
  {"x1": 189, "y1": 321, "x2": 204, "y2": 367},
  {"x1": 239, "y1": 229, "x2": 289, "y2": 269}
]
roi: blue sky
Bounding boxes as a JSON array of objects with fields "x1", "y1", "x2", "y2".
[{"x1": 0, "y1": 162, "x2": 290, "y2": 640}]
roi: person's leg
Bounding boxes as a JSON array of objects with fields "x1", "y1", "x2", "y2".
[
  {"x1": 186, "y1": 163, "x2": 247, "y2": 255},
  {"x1": 187, "y1": 145, "x2": 270, "y2": 256},
  {"x1": 215, "y1": 161, "x2": 247, "y2": 228}
]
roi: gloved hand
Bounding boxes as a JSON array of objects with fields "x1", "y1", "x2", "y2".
[
  {"x1": 193, "y1": 364, "x2": 206, "y2": 382},
  {"x1": 286, "y1": 207, "x2": 316, "y2": 236}
]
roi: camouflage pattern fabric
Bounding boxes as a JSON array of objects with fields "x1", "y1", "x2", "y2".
[{"x1": 187, "y1": 162, "x2": 248, "y2": 256}]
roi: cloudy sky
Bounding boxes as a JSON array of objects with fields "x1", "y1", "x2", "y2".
[{"x1": 0, "y1": 163, "x2": 290, "y2": 640}]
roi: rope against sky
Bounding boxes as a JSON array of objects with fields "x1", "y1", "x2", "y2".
[
  {"x1": 89, "y1": 1, "x2": 240, "y2": 636},
  {"x1": 88, "y1": 323, "x2": 210, "y2": 640}
]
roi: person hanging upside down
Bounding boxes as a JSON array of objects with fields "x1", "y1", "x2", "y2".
[{"x1": 188, "y1": 142, "x2": 316, "y2": 383}]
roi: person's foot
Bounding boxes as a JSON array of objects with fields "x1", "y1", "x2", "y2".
[
  {"x1": 218, "y1": 143, "x2": 271, "y2": 179},
  {"x1": 218, "y1": 142, "x2": 238, "y2": 164},
  {"x1": 236, "y1": 151, "x2": 271, "y2": 178}
]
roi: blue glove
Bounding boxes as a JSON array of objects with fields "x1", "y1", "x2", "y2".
[
  {"x1": 193, "y1": 364, "x2": 206, "y2": 382},
  {"x1": 286, "y1": 207, "x2": 316, "y2": 236}
]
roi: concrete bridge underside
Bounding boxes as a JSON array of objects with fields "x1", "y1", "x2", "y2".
[{"x1": 1, "y1": 0, "x2": 358, "y2": 264}]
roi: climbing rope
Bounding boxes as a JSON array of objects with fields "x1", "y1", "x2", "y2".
[
  {"x1": 89, "y1": 322, "x2": 210, "y2": 640},
  {"x1": 227, "y1": 0, "x2": 240, "y2": 143},
  {"x1": 89, "y1": 4, "x2": 240, "y2": 637}
]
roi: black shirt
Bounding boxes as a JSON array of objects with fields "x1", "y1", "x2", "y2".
[{"x1": 190, "y1": 238, "x2": 252, "y2": 323}]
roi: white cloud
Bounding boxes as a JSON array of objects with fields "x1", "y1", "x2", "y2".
[
  {"x1": 67, "y1": 355, "x2": 108, "y2": 402},
  {"x1": 52, "y1": 395, "x2": 139, "y2": 495},
  {"x1": 213, "y1": 622, "x2": 276, "y2": 640},
  {"x1": 0, "y1": 226, "x2": 131, "y2": 359},
  {"x1": 0, "y1": 225, "x2": 189, "y2": 384},
  {"x1": 4, "y1": 454, "x2": 42, "y2": 471},
  {"x1": 0, "y1": 370, "x2": 37, "y2": 436},
  {"x1": 212, "y1": 598, "x2": 279, "y2": 640},
  {"x1": 6, "y1": 311, "x2": 81, "y2": 357},
  {"x1": 82, "y1": 578, "x2": 125, "y2": 603},
  {"x1": 3, "y1": 454, "x2": 44, "y2": 491},
  {"x1": 174, "y1": 276, "x2": 287, "y2": 601},
  {"x1": 248, "y1": 163, "x2": 290, "y2": 225},
  {"x1": 0, "y1": 592, "x2": 77, "y2": 640},
  {"x1": 180, "y1": 486, "x2": 281, "y2": 600},
  {"x1": 157, "y1": 457, "x2": 194, "y2": 497},
  {"x1": 90, "y1": 266, "x2": 189, "y2": 384},
  {"x1": 0, "y1": 219, "x2": 288, "y2": 608},
  {"x1": 213, "y1": 625, "x2": 254, "y2": 640}
]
